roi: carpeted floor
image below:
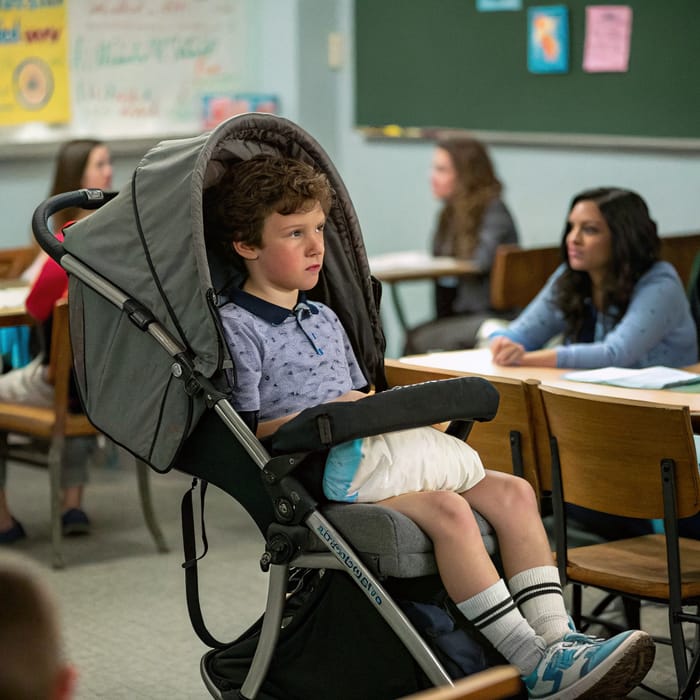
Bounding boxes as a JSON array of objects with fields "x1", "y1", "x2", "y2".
[{"x1": 0, "y1": 449, "x2": 688, "y2": 699}]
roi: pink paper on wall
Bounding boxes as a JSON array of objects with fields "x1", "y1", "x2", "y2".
[{"x1": 583, "y1": 5, "x2": 633, "y2": 73}]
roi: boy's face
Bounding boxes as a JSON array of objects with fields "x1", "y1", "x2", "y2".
[{"x1": 234, "y1": 200, "x2": 325, "y2": 304}]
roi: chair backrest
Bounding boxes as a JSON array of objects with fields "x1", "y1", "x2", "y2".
[
  {"x1": 660, "y1": 231, "x2": 700, "y2": 289},
  {"x1": 489, "y1": 234, "x2": 700, "y2": 314},
  {"x1": 489, "y1": 244, "x2": 560, "y2": 312},
  {"x1": 48, "y1": 299, "x2": 94, "y2": 434},
  {"x1": 384, "y1": 360, "x2": 542, "y2": 497},
  {"x1": 48, "y1": 298, "x2": 70, "y2": 386},
  {"x1": 399, "y1": 665, "x2": 521, "y2": 699},
  {"x1": 687, "y1": 249, "x2": 700, "y2": 355},
  {"x1": 538, "y1": 385, "x2": 700, "y2": 520},
  {"x1": 0, "y1": 245, "x2": 37, "y2": 279}
]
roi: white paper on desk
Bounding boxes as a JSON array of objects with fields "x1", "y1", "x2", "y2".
[
  {"x1": 368, "y1": 251, "x2": 463, "y2": 274},
  {"x1": 563, "y1": 366, "x2": 700, "y2": 390},
  {"x1": 368, "y1": 251, "x2": 430, "y2": 273},
  {"x1": 0, "y1": 287, "x2": 29, "y2": 309}
]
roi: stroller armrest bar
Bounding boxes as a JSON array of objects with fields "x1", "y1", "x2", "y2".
[{"x1": 269, "y1": 376, "x2": 499, "y2": 452}]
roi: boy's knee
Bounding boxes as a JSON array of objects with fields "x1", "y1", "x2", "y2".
[
  {"x1": 424, "y1": 491, "x2": 480, "y2": 534},
  {"x1": 501, "y1": 475, "x2": 538, "y2": 514}
]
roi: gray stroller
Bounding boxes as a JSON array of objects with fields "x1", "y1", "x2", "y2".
[{"x1": 32, "y1": 114, "x2": 506, "y2": 699}]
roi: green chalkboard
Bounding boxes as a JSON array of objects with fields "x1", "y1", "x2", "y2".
[{"x1": 355, "y1": 1, "x2": 700, "y2": 146}]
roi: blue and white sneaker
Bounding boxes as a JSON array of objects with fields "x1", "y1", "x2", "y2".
[{"x1": 523, "y1": 629, "x2": 655, "y2": 699}]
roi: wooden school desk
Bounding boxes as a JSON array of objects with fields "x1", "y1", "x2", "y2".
[
  {"x1": 369, "y1": 251, "x2": 479, "y2": 332},
  {"x1": 396, "y1": 349, "x2": 700, "y2": 492},
  {"x1": 399, "y1": 348, "x2": 700, "y2": 418},
  {"x1": 0, "y1": 281, "x2": 32, "y2": 328}
]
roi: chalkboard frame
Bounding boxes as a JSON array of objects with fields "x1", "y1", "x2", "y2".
[{"x1": 355, "y1": 0, "x2": 700, "y2": 151}]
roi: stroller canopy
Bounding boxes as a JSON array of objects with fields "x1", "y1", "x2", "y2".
[{"x1": 60, "y1": 114, "x2": 386, "y2": 471}]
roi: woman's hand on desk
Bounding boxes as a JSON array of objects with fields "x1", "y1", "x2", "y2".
[
  {"x1": 490, "y1": 336, "x2": 558, "y2": 367},
  {"x1": 490, "y1": 336, "x2": 525, "y2": 365}
]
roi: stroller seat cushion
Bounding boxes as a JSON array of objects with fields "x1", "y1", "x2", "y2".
[{"x1": 310, "y1": 503, "x2": 496, "y2": 579}]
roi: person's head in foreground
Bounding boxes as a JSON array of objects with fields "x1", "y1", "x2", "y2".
[{"x1": 0, "y1": 552, "x2": 77, "y2": 700}]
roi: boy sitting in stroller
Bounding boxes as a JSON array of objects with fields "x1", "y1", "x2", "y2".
[{"x1": 204, "y1": 153, "x2": 654, "y2": 699}]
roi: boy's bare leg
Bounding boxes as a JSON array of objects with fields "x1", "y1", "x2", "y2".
[
  {"x1": 378, "y1": 473, "x2": 655, "y2": 698},
  {"x1": 459, "y1": 470, "x2": 553, "y2": 579},
  {"x1": 378, "y1": 489, "x2": 501, "y2": 602}
]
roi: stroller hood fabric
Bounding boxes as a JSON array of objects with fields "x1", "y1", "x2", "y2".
[{"x1": 62, "y1": 114, "x2": 386, "y2": 471}]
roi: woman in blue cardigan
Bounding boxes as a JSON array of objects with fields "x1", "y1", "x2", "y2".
[
  {"x1": 490, "y1": 187, "x2": 699, "y2": 539},
  {"x1": 490, "y1": 187, "x2": 697, "y2": 369}
]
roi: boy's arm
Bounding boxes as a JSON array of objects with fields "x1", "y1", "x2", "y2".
[{"x1": 256, "y1": 389, "x2": 366, "y2": 439}]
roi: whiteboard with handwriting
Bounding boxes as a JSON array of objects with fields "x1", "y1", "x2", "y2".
[{"x1": 3, "y1": 0, "x2": 248, "y2": 146}]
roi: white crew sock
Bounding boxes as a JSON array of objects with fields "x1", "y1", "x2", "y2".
[
  {"x1": 456, "y1": 579, "x2": 544, "y2": 676},
  {"x1": 509, "y1": 565, "x2": 571, "y2": 645}
]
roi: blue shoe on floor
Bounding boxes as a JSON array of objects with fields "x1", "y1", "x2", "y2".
[
  {"x1": 62, "y1": 508, "x2": 90, "y2": 536},
  {"x1": 0, "y1": 518, "x2": 26, "y2": 544},
  {"x1": 523, "y1": 629, "x2": 655, "y2": 699}
]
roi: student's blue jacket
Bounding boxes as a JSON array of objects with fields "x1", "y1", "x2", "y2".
[{"x1": 490, "y1": 261, "x2": 698, "y2": 368}]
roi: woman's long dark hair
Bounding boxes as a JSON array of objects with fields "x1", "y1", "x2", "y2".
[
  {"x1": 432, "y1": 137, "x2": 502, "y2": 259},
  {"x1": 556, "y1": 187, "x2": 659, "y2": 341},
  {"x1": 49, "y1": 139, "x2": 104, "y2": 232}
]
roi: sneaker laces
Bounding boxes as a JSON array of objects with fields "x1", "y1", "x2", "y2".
[{"x1": 562, "y1": 631, "x2": 607, "y2": 645}]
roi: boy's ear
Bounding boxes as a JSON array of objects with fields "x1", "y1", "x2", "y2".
[{"x1": 232, "y1": 240, "x2": 259, "y2": 261}]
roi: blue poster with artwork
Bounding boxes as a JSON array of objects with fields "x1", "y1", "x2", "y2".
[{"x1": 527, "y1": 5, "x2": 569, "y2": 74}]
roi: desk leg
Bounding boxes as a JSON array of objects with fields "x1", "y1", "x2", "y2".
[{"x1": 389, "y1": 283, "x2": 409, "y2": 333}]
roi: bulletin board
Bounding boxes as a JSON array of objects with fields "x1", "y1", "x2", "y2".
[
  {"x1": 354, "y1": 0, "x2": 700, "y2": 149},
  {"x1": 0, "y1": 0, "x2": 258, "y2": 152}
]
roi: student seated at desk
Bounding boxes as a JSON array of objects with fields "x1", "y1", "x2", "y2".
[
  {"x1": 489, "y1": 187, "x2": 697, "y2": 369},
  {"x1": 403, "y1": 137, "x2": 519, "y2": 355},
  {"x1": 0, "y1": 139, "x2": 113, "y2": 545},
  {"x1": 490, "y1": 187, "x2": 699, "y2": 540}
]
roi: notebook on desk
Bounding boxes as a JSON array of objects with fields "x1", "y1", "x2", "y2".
[{"x1": 563, "y1": 366, "x2": 700, "y2": 390}]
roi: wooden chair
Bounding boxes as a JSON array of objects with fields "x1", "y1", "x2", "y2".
[
  {"x1": 489, "y1": 244, "x2": 560, "y2": 313},
  {"x1": 0, "y1": 299, "x2": 168, "y2": 568},
  {"x1": 0, "y1": 245, "x2": 38, "y2": 280},
  {"x1": 660, "y1": 231, "x2": 700, "y2": 289},
  {"x1": 399, "y1": 666, "x2": 522, "y2": 700},
  {"x1": 538, "y1": 385, "x2": 700, "y2": 699},
  {"x1": 384, "y1": 360, "x2": 542, "y2": 500},
  {"x1": 488, "y1": 233, "x2": 700, "y2": 316}
]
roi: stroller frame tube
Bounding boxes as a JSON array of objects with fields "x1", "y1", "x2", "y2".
[
  {"x1": 305, "y1": 509, "x2": 454, "y2": 687},
  {"x1": 62, "y1": 254, "x2": 188, "y2": 358}
]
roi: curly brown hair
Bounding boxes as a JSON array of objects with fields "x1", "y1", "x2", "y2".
[
  {"x1": 555, "y1": 187, "x2": 660, "y2": 341},
  {"x1": 204, "y1": 154, "x2": 334, "y2": 265},
  {"x1": 432, "y1": 137, "x2": 502, "y2": 259}
]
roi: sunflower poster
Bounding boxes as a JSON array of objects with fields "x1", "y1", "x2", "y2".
[{"x1": 0, "y1": 1, "x2": 70, "y2": 126}]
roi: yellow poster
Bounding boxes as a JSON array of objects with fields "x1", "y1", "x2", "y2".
[{"x1": 0, "y1": 1, "x2": 70, "y2": 126}]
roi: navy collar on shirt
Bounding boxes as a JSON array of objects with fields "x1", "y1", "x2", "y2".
[{"x1": 230, "y1": 288, "x2": 319, "y2": 325}]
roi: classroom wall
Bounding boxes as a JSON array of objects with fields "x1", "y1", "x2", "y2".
[
  {"x1": 334, "y1": 0, "x2": 700, "y2": 356},
  {"x1": 0, "y1": 0, "x2": 698, "y2": 359}
]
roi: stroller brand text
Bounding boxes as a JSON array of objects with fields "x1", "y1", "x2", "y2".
[{"x1": 317, "y1": 524, "x2": 382, "y2": 605}]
